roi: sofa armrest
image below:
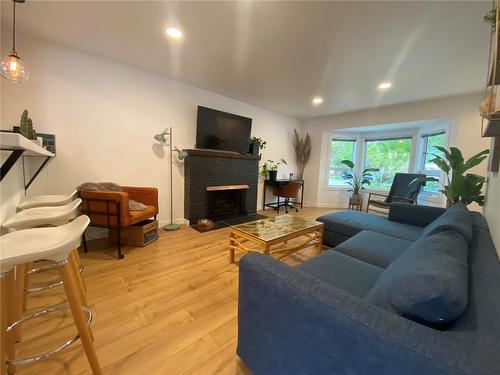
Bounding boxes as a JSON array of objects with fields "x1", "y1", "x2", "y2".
[
  {"x1": 79, "y1": 190, "x2": 130, "y2": 225},
  {"x1": 237, "y1": 253, "x2": 480, "y2": 375},
  {"x1": 122, "y1": 186, "x2": 158, "y2": 208},
  {"x1": 388, "y1": 203, "x2": 445, "y2": 228}
]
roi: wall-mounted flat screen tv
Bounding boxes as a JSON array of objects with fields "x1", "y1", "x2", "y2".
[{"x1": 196, "y1": 106, "x2": 252, "y2": 154}]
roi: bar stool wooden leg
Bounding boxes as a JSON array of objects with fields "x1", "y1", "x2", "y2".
[
  {"x1": 1, "y1": 270, "x2": 16, "y2": 375},
  {"x1": 22, "y1": 262, "x2": 33, "y2": 313},
  {"x1": 72, "y1": 250, "x2": 87, "y2": 293},
  {"x1": 57, "y1": 260, "x2": 102, "y2": 375},
  {"x1": 13, "y1": 264, "x2": 26, "y2": 343},
  {"x1": 69, "y1": 252, "x2": 88, "y2": 307}
]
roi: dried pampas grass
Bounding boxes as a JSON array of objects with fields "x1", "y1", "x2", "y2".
[{"x1": 293, "y1": 129, "x2": 311, "y2": 180}]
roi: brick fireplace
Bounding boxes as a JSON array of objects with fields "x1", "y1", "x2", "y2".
[{"x1": 183, "y1": 149, "x2": 259, "y2": 224}]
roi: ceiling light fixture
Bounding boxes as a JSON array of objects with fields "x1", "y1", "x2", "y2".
[
  {"x1": 1, "y1": 0, "x2": 29, "y2": 83},
  {"x1": 312, "y1": 97, "x2": 324, "y2": 106},
  {"x1": 378, "y1": 82, "x2": 392, "y2": 89},
  {"x1": 166, "y1": 27, "x2": 183, "y2": 39}
]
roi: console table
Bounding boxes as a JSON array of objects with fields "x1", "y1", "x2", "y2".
[{"x1": 262, "y1": 179, "x2": 304, "y2": 211}]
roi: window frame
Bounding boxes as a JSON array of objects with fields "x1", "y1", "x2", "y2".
[
  {"x1": 325, "y1": 134, "x2": 357, "y2": 190},
  {"x1": 417, "y1": 130, "x2": 447, "y2": 198}
]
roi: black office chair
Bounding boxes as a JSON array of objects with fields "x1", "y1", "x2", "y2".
[{"x1": 366, "y1": 172, "x2": 425, "y2": 214}]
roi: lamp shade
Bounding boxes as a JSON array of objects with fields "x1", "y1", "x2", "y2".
[{"x1": 1, "y1": 51, "x2": 29, "y2": 83}]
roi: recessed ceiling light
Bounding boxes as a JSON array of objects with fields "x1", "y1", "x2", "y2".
[
  {"x1": 378, "y1": 82, "x2": 392, "y2": 89},
  {"x1": 312, "y1": 96, "x2": 324, "y2": 106},
  {"x1": 166, "y1": 27, "x2": 183, "y2": 39}
]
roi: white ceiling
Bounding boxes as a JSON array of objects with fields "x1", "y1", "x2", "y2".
[{"x1": 0, "y1": 1, "x2": 492, "y2": 119}]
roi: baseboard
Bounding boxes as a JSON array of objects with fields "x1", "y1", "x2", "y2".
[{"x1": 159, "y1": 218, "x2": 189, "y2": 227}]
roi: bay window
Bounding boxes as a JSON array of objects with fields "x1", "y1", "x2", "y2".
[
  {"x1": 420, "y1": 132, "x2": 446, "y2": 194},
  {"x1": 328, "y1": 138, "x2": 356, "y2": 187},
  {"x1": 364, "y1": 137, "x2": 413, "y2": 190}
]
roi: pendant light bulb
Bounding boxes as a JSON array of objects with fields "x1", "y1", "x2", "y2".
[{"x1": 1, "y1": 0, "x2": 29, "y2": 83}]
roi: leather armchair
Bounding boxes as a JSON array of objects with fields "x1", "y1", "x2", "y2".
[{"x1": 79, "y1": 186, "x2": 158, "y2": 259}]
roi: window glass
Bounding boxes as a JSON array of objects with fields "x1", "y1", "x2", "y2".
[
  {"x1": 328, "y1": 139, "x2": 355, "y2": 187},
  {"x1": 422, "y1": 133, "x2": 446, "y2": 193},
  {"x1": 364, "y1": 138, "x2": 412, "y2": 190}
]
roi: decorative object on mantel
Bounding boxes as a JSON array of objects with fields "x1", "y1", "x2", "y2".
[
  {"x1": 0, "y1": 0, "x2": 29, "y2": 83},
  {"x1": 340, "y1": 160, "x2": 379, "y2": 208},
  {"x1": 292, "y1": 129, "x2": 311, "y2": 180},
  {"x1": 248, "y1": 137, "x2": 266, "y2": 157},
  {"x1": 260, "y1": 158, "x2": 287, "y2": 180},
  {"x1": 154, "y1": 127, "x2": 180, "y2": 231},
  {"x1": 413, "y1": 146, "x2": 489, "y2": 207}
]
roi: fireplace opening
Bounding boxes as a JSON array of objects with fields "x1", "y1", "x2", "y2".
[{"x1": 207, "y1": 188, "x2": 247, "y2": 221}]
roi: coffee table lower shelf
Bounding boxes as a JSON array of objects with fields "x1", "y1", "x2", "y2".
[{"x1": 229, "y1": 224, "x2": 324, "y2": 263}]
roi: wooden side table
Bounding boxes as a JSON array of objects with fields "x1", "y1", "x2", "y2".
[{"x1": 349, "y1": 196, "x2": 363, "y2": 211}]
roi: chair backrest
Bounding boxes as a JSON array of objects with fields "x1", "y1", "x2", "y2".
[
  {"x1": 385, "y1": 173, "x2": 426, "y2": 203},
  {"x1": 273, "y1": 182, "x2": 302, "y2": 199}
]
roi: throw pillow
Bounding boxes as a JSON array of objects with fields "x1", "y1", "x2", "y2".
[
  {"x1": 129, "y1": 199, "x2": 147, "y2": 211},
  {"x1": 365, "y1": 230, "x2": 468, "y2": 328},
  {"x1": 76, "y1": 182, "x2": 105, "y2": 192},
  {"x1": 99, "y1": 182, "x2": 123, "y2": 192}
]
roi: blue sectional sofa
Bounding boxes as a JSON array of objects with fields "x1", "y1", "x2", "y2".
[{"x1": 237, "y1": 203, "x2": 500, "y2": 375}]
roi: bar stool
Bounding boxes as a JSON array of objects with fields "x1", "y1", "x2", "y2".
[
  {"x1": 2, "y1": 199, "x2": 86, "y2": 342},
  {"x1": 17, "y1": 190, "x2": 77, "y2": 210},
  {"x1": 0, "y1": 216, "x2": 102, "y2": 375}
]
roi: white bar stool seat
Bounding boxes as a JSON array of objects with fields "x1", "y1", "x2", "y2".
[
  {"x1": 3, "y1": 198, "x2": 82, "y2": 231},
  {"x1": 18, "y1": 190, "x2": 77, "y2": 210},
  {"x1": 0, "y1": 216, "x2": 102, "y2": 374}
]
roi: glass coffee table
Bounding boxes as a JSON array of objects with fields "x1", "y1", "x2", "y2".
[{"x1": 229, "y1": 215, "x2": 324, "y2": 263}]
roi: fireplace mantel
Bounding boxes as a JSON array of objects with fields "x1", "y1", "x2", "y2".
[
  {"x1": 206, "y1": 184, "x2": 250, "y2": 191},
  {"x1": 185, "y1": 149, "x2": 260, "y2": 160}
]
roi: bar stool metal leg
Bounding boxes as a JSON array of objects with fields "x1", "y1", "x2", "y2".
[{"x1": 57, "y1": 259, "x2": 102, "y2": 375}]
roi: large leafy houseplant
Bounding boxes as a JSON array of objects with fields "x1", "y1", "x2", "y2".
[
  {"x1": 340, "y1": 160, "x2": 379, "y2": 197},
  {"x1": 414, "y1": 147, "x2": 489, "y2": 206}
]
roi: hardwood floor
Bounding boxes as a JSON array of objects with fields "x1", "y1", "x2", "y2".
[{"x1": 14, "y1": 207, "x2": 333, "y2": 375}]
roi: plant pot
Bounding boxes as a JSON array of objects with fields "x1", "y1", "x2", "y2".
[
  {"x1": 249, "y1": 144, "x2": 260, "y2": 156},
  {"x1": 351, "y1": 193, "x2": 362, "y2": 205},
  {"x1": 268, "y1": 170, "x2": 277, "y2": 180}
]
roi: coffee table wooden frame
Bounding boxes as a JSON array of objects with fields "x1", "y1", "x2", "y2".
[{"x1": 229, "y1": 221, "x2": 324, "y2": 263}]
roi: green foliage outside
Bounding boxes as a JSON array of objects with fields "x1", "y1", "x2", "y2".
[
  {"x1": 422, "y1": 133, "x2": 446, "y2": 193},
  {"x1": 328, "y1": 140, "x2": 354, "y2": 186},
  {"x1": 364, "y1": 139, "x2": 412, "y2": 189}
]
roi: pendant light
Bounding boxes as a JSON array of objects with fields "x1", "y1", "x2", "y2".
[{"x1": 0, "y1": 0, "x2": 29, "y2": 83}]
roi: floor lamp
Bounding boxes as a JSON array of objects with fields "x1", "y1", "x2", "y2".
[{"x1": 154, "y1": 127, "x2": 186, "y2": 231}]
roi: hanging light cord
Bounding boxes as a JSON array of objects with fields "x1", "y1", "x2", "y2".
[{"x1": 12, "y1": 0, "x2": 16, "y2": 52}]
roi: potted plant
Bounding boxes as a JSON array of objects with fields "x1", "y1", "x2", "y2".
[
  {"x1": 260, "y1": 158, "x2": 287, "y2": 180},
  {"x1": 340, "y1": 160, "x2": 379, "y2": 204},
  {"x1": 412, "y1": 146, "x2": 489, "y2": 207},
  {"x1": 249, "y1": 137, "x2": 267, "y2": 156}
]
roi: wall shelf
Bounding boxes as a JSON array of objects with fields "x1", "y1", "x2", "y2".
[{"x1": 1, "y1": 132, "x2": 56, "y2": 189}]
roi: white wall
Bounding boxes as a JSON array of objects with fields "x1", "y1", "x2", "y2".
[
  {"x1": 484, "y1": 138, "x2": 500, "y2": 256},
  {"x1": 302, "y1": 93, "x2": 491, "y2": 211},
  {"x1": 0, "y1": 35, "x2": 300, "y2": 226}
]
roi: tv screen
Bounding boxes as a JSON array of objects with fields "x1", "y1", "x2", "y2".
[{"x1": 196, "y1": 106, "x2": 252, "y2": 154}]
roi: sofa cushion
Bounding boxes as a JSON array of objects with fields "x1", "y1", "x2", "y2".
[
  {"x1": 316, "y1": 211, "x2": 423, "y2": 242},
  {"x1": 421, "y1": 203, "x2": 473, "y2": 242},
  {"x1": 298, "y1": 250, "x2": 384, "y2": 298},
  {"x1": 365, "y1": 231, "x2": 469, "y2": 327},
  {"x1": 334, "y1": 230, "x2": 412, "y2": 268}
]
